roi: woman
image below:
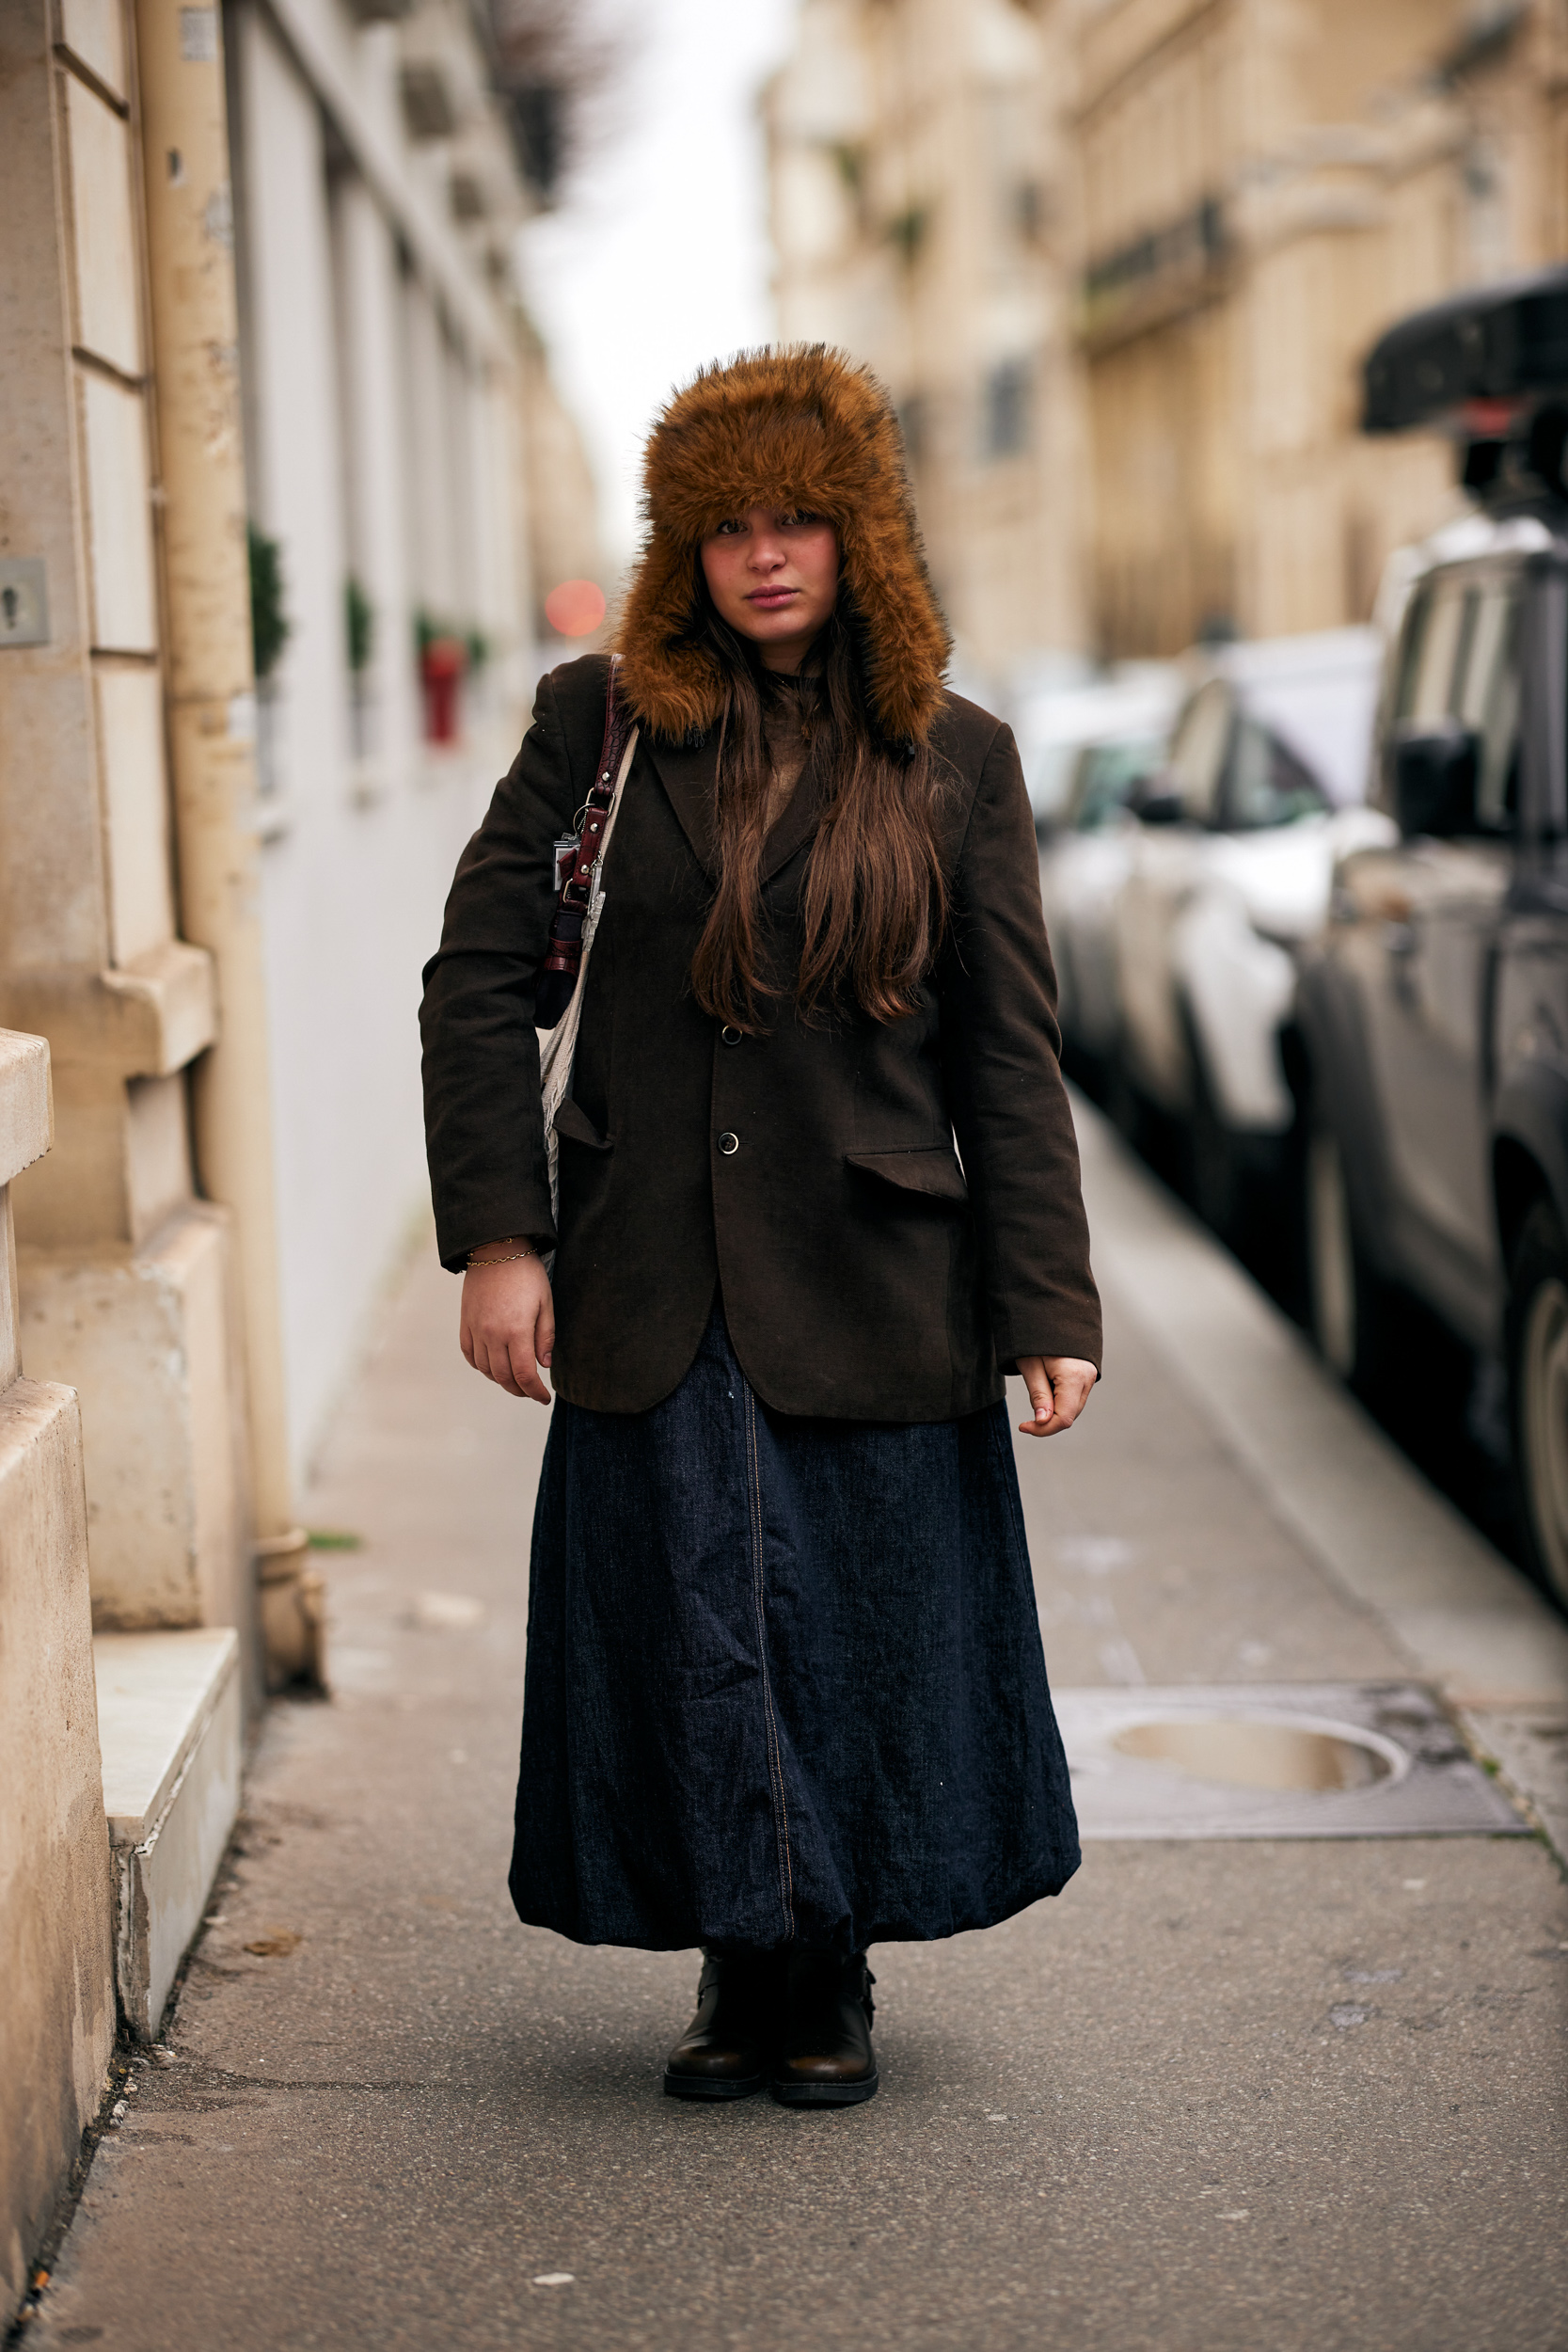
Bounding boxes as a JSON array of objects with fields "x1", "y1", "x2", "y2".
[{"x1": 420, "y1": 346, "x2": 1101, "y2": 2108}]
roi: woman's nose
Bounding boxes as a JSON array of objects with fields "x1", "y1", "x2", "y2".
[{"x1": 748, "y1": 537, "x2": 785, "y2": 570}]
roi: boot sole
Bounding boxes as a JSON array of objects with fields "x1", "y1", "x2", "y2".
[
  {"x1": 768, "y1": 2069, "x2": 879, "y2": 2107},
  {"x1": 663, "y1": 2068, "x2": 768, "y2": 2101}
]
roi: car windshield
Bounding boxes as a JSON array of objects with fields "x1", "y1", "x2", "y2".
[
  {"x1": 1167, "y1": 680, "x2": 1231, "y2": 821},
  {"x1": 1458, "y1": 585, "x2": 1521, "y2": 829},
  {"x1": 1225, "y1": 714, "x2": 1328, "y2": 829},
  {"x1": 1069, "y1": 737, "x2": 1165, "y2": 829},
  {"x1": 1391, "y1": 568, "x2": 1522, "y2": 832},
  {"x1": 1168, "y1": 678, "x2": 1328, "y2": 829}
]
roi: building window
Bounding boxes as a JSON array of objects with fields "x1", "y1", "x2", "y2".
[
  {"x1": 1015, "y1": 178, "x2": 1045, "y2": 241},
  {"x1": 982, "y1": 359, "x2": 1031, "y2": 459}
]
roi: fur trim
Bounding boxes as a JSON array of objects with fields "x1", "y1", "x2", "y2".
[{"x1": 617, "y1": 346, "x2": 952, "y2": 745}]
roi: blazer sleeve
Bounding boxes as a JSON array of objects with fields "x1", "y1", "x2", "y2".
[
  {"x1": 420, "y1": 670, "x2": 581, "y2": 1270},
  {"x1": 938, "y1": 723, "x2": 1103, "y2": 1375}
]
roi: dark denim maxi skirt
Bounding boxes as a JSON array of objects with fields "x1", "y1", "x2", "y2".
[{"x1": 510, "y1": 1308, "x2": 1080, "y2": 1954}]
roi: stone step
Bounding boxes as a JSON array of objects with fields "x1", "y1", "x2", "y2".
[{"x1": 93, "y1": 1628, "x2": 242, "y2": 2041}]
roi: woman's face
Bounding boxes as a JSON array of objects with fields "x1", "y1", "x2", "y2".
[{"x1": 699, "y1": 507, "x2": 839, "y2": 673}]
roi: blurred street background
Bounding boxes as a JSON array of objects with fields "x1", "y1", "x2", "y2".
[{"x1": 3, "y1": 0, "x2": 1568, "y2": 2344}]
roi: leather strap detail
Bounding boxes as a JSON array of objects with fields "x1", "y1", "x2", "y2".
[{"x1": 536, "y1": 657, "x2": 636, "y2": 1030}]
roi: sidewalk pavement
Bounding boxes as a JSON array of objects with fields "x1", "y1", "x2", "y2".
[{"x1": 26, "y1": 1099, "x2": 1568, "y2": 2352}]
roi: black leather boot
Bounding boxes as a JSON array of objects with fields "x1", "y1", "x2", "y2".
[
  {"x1": 769, "y1": 1949, "x2": 878, "y2": 2106},
  {"x1": 663, "y1": 1951, "x2": 785, "y2": 2100}
]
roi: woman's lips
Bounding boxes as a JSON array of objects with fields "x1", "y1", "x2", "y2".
[{"x1": 746, "y1": 587, "x2": 798, "y2": 609}]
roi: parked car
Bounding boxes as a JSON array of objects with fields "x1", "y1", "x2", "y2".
[
  {"x1": 1108, "y1": 628, "x2": 1389, "y2": 1232},
  {"x1": 1297, "y1": 264, "x2": 1568, "y2": 1604},
  {"x1": 1014, "y1": 664, "x2": 1180, "y2": 830},
  {"x1": 1036, "y1": 691, "x2": 1180, "y2": 1068}
]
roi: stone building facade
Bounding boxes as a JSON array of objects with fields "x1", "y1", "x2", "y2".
[
  {"x1": 766, "y1": 0, "x2": 1568, "y2": 665},
  {"x1": 763, "y1": 0, "x2": 1089, "y2": 675},
  {"x1": 0, "y1": 1032, "x2": 116, "y2": 2318},
  {"x1": 1077, "y1": 0, "x2": 1568, "y2": 655},
  {"x1": 0, "y1": 0, "x2": 597, "y2": 2310}
]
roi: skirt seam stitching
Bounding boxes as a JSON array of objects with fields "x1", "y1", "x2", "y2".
[{"x1": 744, "y1": 1376, "x2": 795, "y2": 1939}]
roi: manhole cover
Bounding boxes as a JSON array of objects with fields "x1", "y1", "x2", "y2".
[
  {"x1": 1055, "y1": 1682, "x2": 1528, "y2": 1839},
  {"x1": 1112, "y1": 1715, "x2": 1396, "y2": 1792}
]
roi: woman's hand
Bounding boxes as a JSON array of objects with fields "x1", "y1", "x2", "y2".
[
  {"x1": 1017, "y1": 1355, "x2": 1097, "y2": 1438},
  {"x1": 460, "y1": 1251, "x2": 556, "y2": 1404}
]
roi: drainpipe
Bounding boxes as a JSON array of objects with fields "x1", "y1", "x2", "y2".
[{"x1": 135, "y1": 0, "x2": 324, "y2": 1689}]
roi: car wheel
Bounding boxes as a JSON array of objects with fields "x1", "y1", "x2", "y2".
[
  {"x1": 1507, "y1": 1198, "x2": 1568, "y2": 1610},
  {"x1": 1305, "y1": 1119, "x2": 1387, "y2": 1387}
]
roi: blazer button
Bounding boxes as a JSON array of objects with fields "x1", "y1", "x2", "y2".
[
  {"x1": 718, "y1": 1131, "x2": 739, "y2": 1156},
  {"x1": 721, "y1": 1025, "x2": 742, "y2": 1046}
]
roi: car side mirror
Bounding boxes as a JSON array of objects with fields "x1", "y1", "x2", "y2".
[
  {"x1": 1135, "y1": 789, "x2": 1184, "y2": 827},
  {"x1": 1389, "y1": 724, "x2": 1480, "y2": 839}
]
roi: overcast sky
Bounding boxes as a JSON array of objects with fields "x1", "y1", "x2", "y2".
[{"x1": 516, "y1": 0, "x2": 800, "y2": 579}]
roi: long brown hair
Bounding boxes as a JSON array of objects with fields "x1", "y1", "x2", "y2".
[{"x1": 684, "y1": 591, "x2": 950, "y2": 1029}]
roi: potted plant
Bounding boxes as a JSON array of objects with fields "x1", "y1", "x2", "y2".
[{"x1": 417, "y1": 611, "x2": 467, "y2": 743}]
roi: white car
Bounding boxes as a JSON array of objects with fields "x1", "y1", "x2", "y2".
[
  {"x1": 1013, "y1": 664, "x2": 1180, "y2": 829},
  {"x1": 1038, "y1": 726, "x2": 1173, "y2": 1065},
  {"x1": 1025, "y1": 669, "x2": 1182, "y2": 1063},
  {"x1": 1109, "y1": 629, "x2": 1393, "y2": 1234}
]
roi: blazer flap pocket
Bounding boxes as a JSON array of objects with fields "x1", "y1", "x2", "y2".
[
  {"x1": 845, "y1": 1147, "x2": 968, "y2": 1202},
  {"x1": 553, "y1": 1099, "x2": 612, "y2": 1150}
]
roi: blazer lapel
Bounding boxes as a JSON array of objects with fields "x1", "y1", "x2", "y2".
[
  {"x1": 643, "y1": 734, "x2": 719, "y2": 878},
  {"x1": 644, "y1": 725, "x2": 829, "y2": 887},
  {"x1": 760, "y1": 733, "x2": 828, "y2": 884}
]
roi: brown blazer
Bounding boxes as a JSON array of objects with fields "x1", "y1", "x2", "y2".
[{"x1": 420, "y1": 653, "x2": 1101, "y2": 1421}]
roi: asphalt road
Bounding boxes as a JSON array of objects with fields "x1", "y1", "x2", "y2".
[{"x1": 25, "y1": 1109, "x2": 1568, "y2": 2352}]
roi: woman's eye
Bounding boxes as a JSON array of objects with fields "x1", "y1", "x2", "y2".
[
  {"x1": 780, "y1": 510, "x2": 819, "y2": 529},
  {"x1": 715, "y1": 518, "x2": 745, "y2": 536}
]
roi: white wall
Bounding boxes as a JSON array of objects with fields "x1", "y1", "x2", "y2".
[
  {"x1": 235, "y1": 5, "x2": 532, "y2": 1484},
  {"x1": 332, "y1": 172, "x2": 419, "y2": 781}
]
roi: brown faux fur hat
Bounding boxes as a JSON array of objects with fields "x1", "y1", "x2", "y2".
[{"x1": 617, "y1": 345, "x2": 952, "y2": 746}]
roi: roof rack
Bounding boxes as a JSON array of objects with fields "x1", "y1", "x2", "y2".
[{"x1": 1362, "y1": 265, "x2": 1568, "y2": 501}]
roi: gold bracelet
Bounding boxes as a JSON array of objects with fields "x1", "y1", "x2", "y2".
[{"x1": 467, "y1": 1247, "x2": 536, "y2": 1266}]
